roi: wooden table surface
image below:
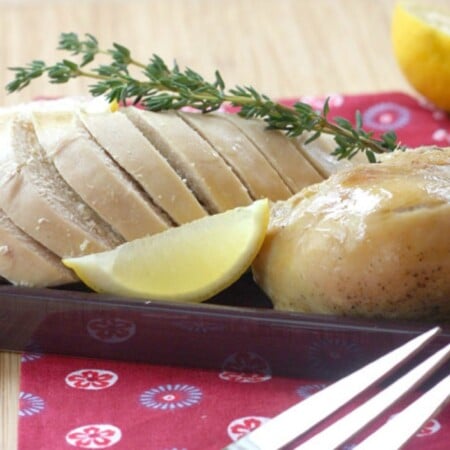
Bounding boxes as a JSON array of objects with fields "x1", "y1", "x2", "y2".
[{"x1": 0, "y1": 0, "x2": 424, "y2": 448}]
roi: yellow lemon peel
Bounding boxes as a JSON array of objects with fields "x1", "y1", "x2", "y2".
[{"x1": 392, "y1": 1, "x2": 450, "y2": 111}]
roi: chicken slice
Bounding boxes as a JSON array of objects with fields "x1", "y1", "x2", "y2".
[
  {"x1": 0, "y1": 113, "x2": 122, "y2": 257},
  {"x1": 125, "y1": 108, "x2": 252, "y2": 213},
  {"x1": 222, "y1": 114, "x2": 323, "y2": 192},
  {"x1": 295, "y1": 132, "x2": 370, "y2": 177},
  {"x1": 0, "y1": 209, "x2": 76, "y2": 287},
  {"x1": 79, "y1": 110, "x2": 208, "y2": 225},
  {"x1": 32, "y1": 109, "x2": 171, "y2": 241},
  {"x1": 180, "y1": 112, "x2": 292, "y2": 200}
]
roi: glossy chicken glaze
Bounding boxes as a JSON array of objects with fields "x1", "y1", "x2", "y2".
[{"x1": 252, "y1": 147, "x2": 450, "y2": 320}]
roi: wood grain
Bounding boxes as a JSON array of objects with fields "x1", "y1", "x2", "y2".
[
  {"x1": 0, "y1": 0, "x2": 414, "y2": 448},
  {"x1": 0, "y1": 0, "x2": 412, "y2": 107}
]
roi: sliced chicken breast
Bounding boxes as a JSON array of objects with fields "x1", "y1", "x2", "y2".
[
  {"x1": 222, "y1": 114, "x2": 323, "y2": 192},
  {"x1": 180, "y1": 112, "x2": 292, "y2": 200},
  {"x1": 125, "y1": 108, "x2": 252, "y2": 213},
  {"x1": 0, "y1": 209, "x2": 76, "y2": 287},
  {"x1": 32, "y1": 110, "x2": 171, "y2": 241},
  {"x1": 79, "y1": 110, "x2": 208, "y2": 225},
  {"x1": 0, "y1": 114, "x2": 122, "y2": 257}
]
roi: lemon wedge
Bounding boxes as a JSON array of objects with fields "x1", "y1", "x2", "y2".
[
  {"x1": 63, "y1": 199, "x2": 270, "y2": 302},
  {"x1": 391, "y1": 1, "x2": 450, "y2": 110}
]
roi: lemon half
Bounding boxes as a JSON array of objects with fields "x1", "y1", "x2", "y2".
[
  {"x1": 63, "y1": 199, "x2": 270, "y2": 303},
  {"x1": 392, "y1": 1, "x2": 450, "y2": 110}
]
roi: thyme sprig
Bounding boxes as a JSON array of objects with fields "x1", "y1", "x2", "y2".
[{"x1": 6, "y1": 32, "x2": 402, "y2": 161}]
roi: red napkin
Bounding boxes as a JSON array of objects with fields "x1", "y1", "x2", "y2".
[{"x1": 19, "y1": 92, "x2": 450, "y2": 450}]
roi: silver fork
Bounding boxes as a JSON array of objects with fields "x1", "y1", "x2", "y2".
[{"x1": 224, "y1": 326, "x2": 450, "y2": 450}]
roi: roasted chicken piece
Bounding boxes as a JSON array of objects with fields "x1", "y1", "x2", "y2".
[{"x1": 252, "y1": 147, "x2": 450, "y2": 320}]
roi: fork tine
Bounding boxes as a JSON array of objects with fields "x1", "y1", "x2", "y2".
[
  {"x1": 223, "y1": 327, "x2": 441, "y2": 450},
  {"x1": 295, "y1": 343, "x2": 450, "y2": 450},
  {"x1": 356, "y1": 374, "x2": 450, "y2": 450}
]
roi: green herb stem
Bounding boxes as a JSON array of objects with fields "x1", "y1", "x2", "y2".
[{"x1": 5, "y1": 32, "x2": 403, "y2": 162}]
